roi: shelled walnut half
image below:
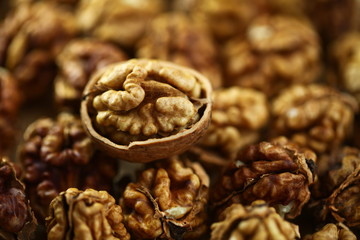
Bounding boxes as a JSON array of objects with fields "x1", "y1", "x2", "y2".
[
  {"x1": 81, "y1": 59, "x2": 212, "y2": 162},
  {"x1": 0, "y1": 157, "x2": 36, "y2": 240},
  {"x1": 121, "y1": 156, "x2": 209, "y2": 239},
  {"x1": 210, "y1": 201, "x2": 300, "y2": 240},
  {"x1": 212, "y1": 137, "x2": 317, "y2": 219},
  {"x1": 303, "y1": 223, "x2": 357, "y2": 240},
  {"x1": 46, "y1": 188, "x2": 130, "y2": 240}
]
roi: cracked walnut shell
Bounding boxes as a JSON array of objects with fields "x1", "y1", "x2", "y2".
[
  {"x1": 81, "y1": 59, "x2": 212, "y2": 162},
  {"x1": 210, "y1": 201, "x2": 300, "y2": 240},
  {"x1": 121, "y1": 156, "x2": 209, "y2": 239},
  {"x1": 47, "y1": 188, "x2": 130, "y2": 240},
  {"x1": 212, "y1": 137, "x2": 317, "y2": 219}
]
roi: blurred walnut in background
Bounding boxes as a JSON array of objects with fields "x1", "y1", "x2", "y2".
[
  {"x1": 271, "y1": 84, "x2": 358, "y2": 154},
  {"x1": 304, "y1": 223, "x2": 357, "y2": 240},
  {"x1": 210, "y1": 201, "x2": 300, "y2": 240},
  {"x1": 121, "y1": 156, "x2": 209, "y2": 239},
  {"x1": 47, "y1": 188, "x2": 130, "y2": 240},
  {"x1": 0, "y1": 157, "x2": 36, "y2": 240},
  {"x1": 0, "y1": 68, "x2": 21, "y2": 154},
  {"x1": 137, "y1": 12, "x2": 222, "y2": 89},
  {"x1": 76, "y1": 0, "x2": 165, "y2": 49},
  {"x1": 223, "y1": 15, "x2": 321, "y2": 97},
  {"x1": 19, "y1": 112, "x2": 118, "y2": 222},
  {"x1": 55, "y1": 38, "x2": 128, "y2": 111},
  {"x1": 212, "y1": 137, "x2": 316, "y2": 219},
  {"x1": 0, "y1": 2, "x2": 77, "y2": 100}
]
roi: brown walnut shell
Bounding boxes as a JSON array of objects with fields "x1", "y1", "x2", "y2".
[{"x1": 81, "y1": 59, "x2": 212, "y2": 162}]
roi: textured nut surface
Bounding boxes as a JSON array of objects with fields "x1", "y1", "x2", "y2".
[
  {"x1": 197, "y1": 86, "x2": 269, "y2": 162},
  {"x1": 271, "y1": 84, "x2": 358, "y2": 154},
  {"x1": 0, "y1": 2, "x2": 77, "y2": 99},
  {"x1": 212, "y1": 137, "x2": 316, "y2": 219},
  {"x1": 210, "y1": 201, "x2": 300, "y2": 240},
  {"x1": 121, "y1": 156, "x2": 209, "y2": 239},
  {"x1": 81, "y1": 59, "x2": 212, "y2": 162},
  {"x1": 47, "y1": 188, "x2": 130, "y2": 240},
  {"x1": 19, "y1": 112, "x2": 118, "y2": 222},
  {"x1": 55, "y1": 38, "x2": 128, "y2": 109},
  {"x1": 136, "y1": 12, "x2": 222, "y2": 89},
  {"x1": 0, "y1": 68, "x2": 21, "y2": 154},
  {"x1": 76, "y1": 0, "x2": 164, "y2": 48},
  {"x1": 0, "y1": 157, "x2": 36, "y2": 240},
  {"x1": 303, "y1": 223, "x2": 357, "y2": 240},
  {"x1": 223, "y1": 15, "x2": 321, "y2": 96}
]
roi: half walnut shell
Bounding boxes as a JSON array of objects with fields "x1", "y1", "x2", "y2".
[{"x1": 81, "y1": 59, "x2": 212, "y2": 162}]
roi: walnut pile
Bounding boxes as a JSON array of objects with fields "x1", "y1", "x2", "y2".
[
  {"x1": 0, "y1": 68, "x2": 21, "y2": 154},
  {"x1": 212, "y1": 136, "x2": 317, "y2": 219},
  {"x1": 0, "y1": 157, "x2": 36, "y2": 240},
  {"x1": 0, "y1": 1, "x2": 77, "y2": 99},
  {"x1": 303, "y1": 223, "x2": 357, "y2": 240},
  {"x1": 55, "y1": 38, "x2": 128, "y2": 110},
  {"x1": 19, "y1": 112, "x2": 118, "y2": 222},
  {"x1": 136, "y1": 12, "x2": 222, "y2": 89},
  {"x1": 121, "y1": 156, "x2": 209, "y2": 239},
  {"x1": 329, "y1": 32, "x2": 360, "y2": 105},
  {"x1": 222, "y1": 15, "x2": 321, "y2": 97},
  {"x1": 210, "y1": 200, "x2": 300, "y2": 240},
  {"x1": 47, "y1": 188, "x2": 130, "y2": 240},
  {"x1": 81, "y1": 59, "x2": 212, "y2": 162},
  {"x1": 195, "y1": 86, "x2": 269, "y2": 163},
  {"x1": 76, "y1": 0, "x2": 165, "y2": 49},
  {"x1": 271, "y1": 84, "x2": 358, "y2": 154}
]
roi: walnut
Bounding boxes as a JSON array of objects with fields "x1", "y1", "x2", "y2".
[
  {"x1": 47, "y1": 188, "x2": 130, "y2": 240},
  {"x1": 328, "y1": 32, "x2": 360, "y2": 105},
  {"x1": 271, "y1": 84, "x2": 358, "y2": 154},
  {"x1": 55, "y1": 38, "x2": 128, "y2": 110},
  {"x1": 195, "y1": 86, "x2": 269, "y2": 164},
  {"x1": 0, "y1": 2, "x2": 77, "y2": 99},
  {"x1": 210, "y1": 201, "x2": 300, "y2": 240},
  {"x1": 0, "y1": 68, "x2": 21, "y2": 154},
  {"x1": 121, "y1": 156, "x2": 209, "y2": 239},
  {"x1": 136, "y1": 12, "x2": 222, "y2": 89},
  {"x1": 76, "y1": 0, "x2": 165, "y2": 49},
  {"x1": 0, "y1": 157, "x2": 36, "y2": 240},
  {"x1": 223, "y1": 15, "x2": 321, "y2": 97},
  {"x1": 19, "y1": 112, "x2": 118, "y2": 222},
  {"x1": 212, "y1": 137, "x2": 317, "y2": 219},
  {"x1": 81, "y1": 59, "x2": 212, "y2": 162},
  {"x1": 303, "y1": 223, "x2": 357, "y2": 240}
]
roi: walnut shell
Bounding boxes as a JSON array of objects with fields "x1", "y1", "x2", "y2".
[{"x1": 81, "y1": 59, "x2": 212, "y2": 162}]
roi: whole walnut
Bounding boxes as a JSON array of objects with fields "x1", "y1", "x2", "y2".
[
  {"x1": 194, "y1": 86, "x2": 269, "y2": 164},
  {"x1": 19, "y1": 112, "x2": 118, "y2": 222},
  {"x1": 81, "y1": 59, "x2": 212, "y2": 162},
  {"x1": 46, "y1": 188, "x2": 130, "y2": 240},
  {"x1": 55, "y1": 38, "x2": 128, "y2": 110},
  {"x1": 136, "y1": 12, "x2": 222, "y2": 89},
  {"x1": 222, "y1": 15, "x2": 321, "y2": 97},
  {"x1": 271, "y1": 84, "x2": 358, "y2": 154},
  {"x1": 76, "y1": 0, "x2": 165, "y2": 49},
  {"x1": 0, "y1": 2, "x2": 77, "y2": 100},
  {"x1": 210, "y1": 201, "x2": 300, "y2": 240},
  {"x1": 0, "y1": 68, "x2": 21, "y2": 154},
  {"x1": 212, "y1": 137, "x2": 317, "y2": 219},
  {"x1": 121, "y1": 156, "x2": 209, "y2": 240},
  {"x1": 0, "y1": 157, "x2": 36, "y2": 240},
  {"x1": 303, "y1": 223, "x2": 357, "y2": 240}
]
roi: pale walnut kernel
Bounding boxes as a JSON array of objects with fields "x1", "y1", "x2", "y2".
[
  {"x1": 46, "y1": 188, "x2": 130, "y2": 240},
  {"x1": 210, "y1": 201, "x2": 300, "y2": 240},
  {"x1": 303, "y1": 223, "x2": 357, "y2": 240}
]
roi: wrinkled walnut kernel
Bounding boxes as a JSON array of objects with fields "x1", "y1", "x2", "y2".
[
  {"x1": 210, "y1": 201, "x2": 300, "y2": 240},
  {"x1": 47, "y1": 188, "x2": 130, "y2": 240},
  {"x1": 303, "y1": 223, "x2": 357, "y2": 240},
  {"x1": 121, "y1": 156, "x2": 209, "y2": 239},
  {"x1": 81, "y1": 59, "x2": 212, "y2": 162},
  {"x1": 212, "y1": 137, "x2": 316, "y2": 219}
]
